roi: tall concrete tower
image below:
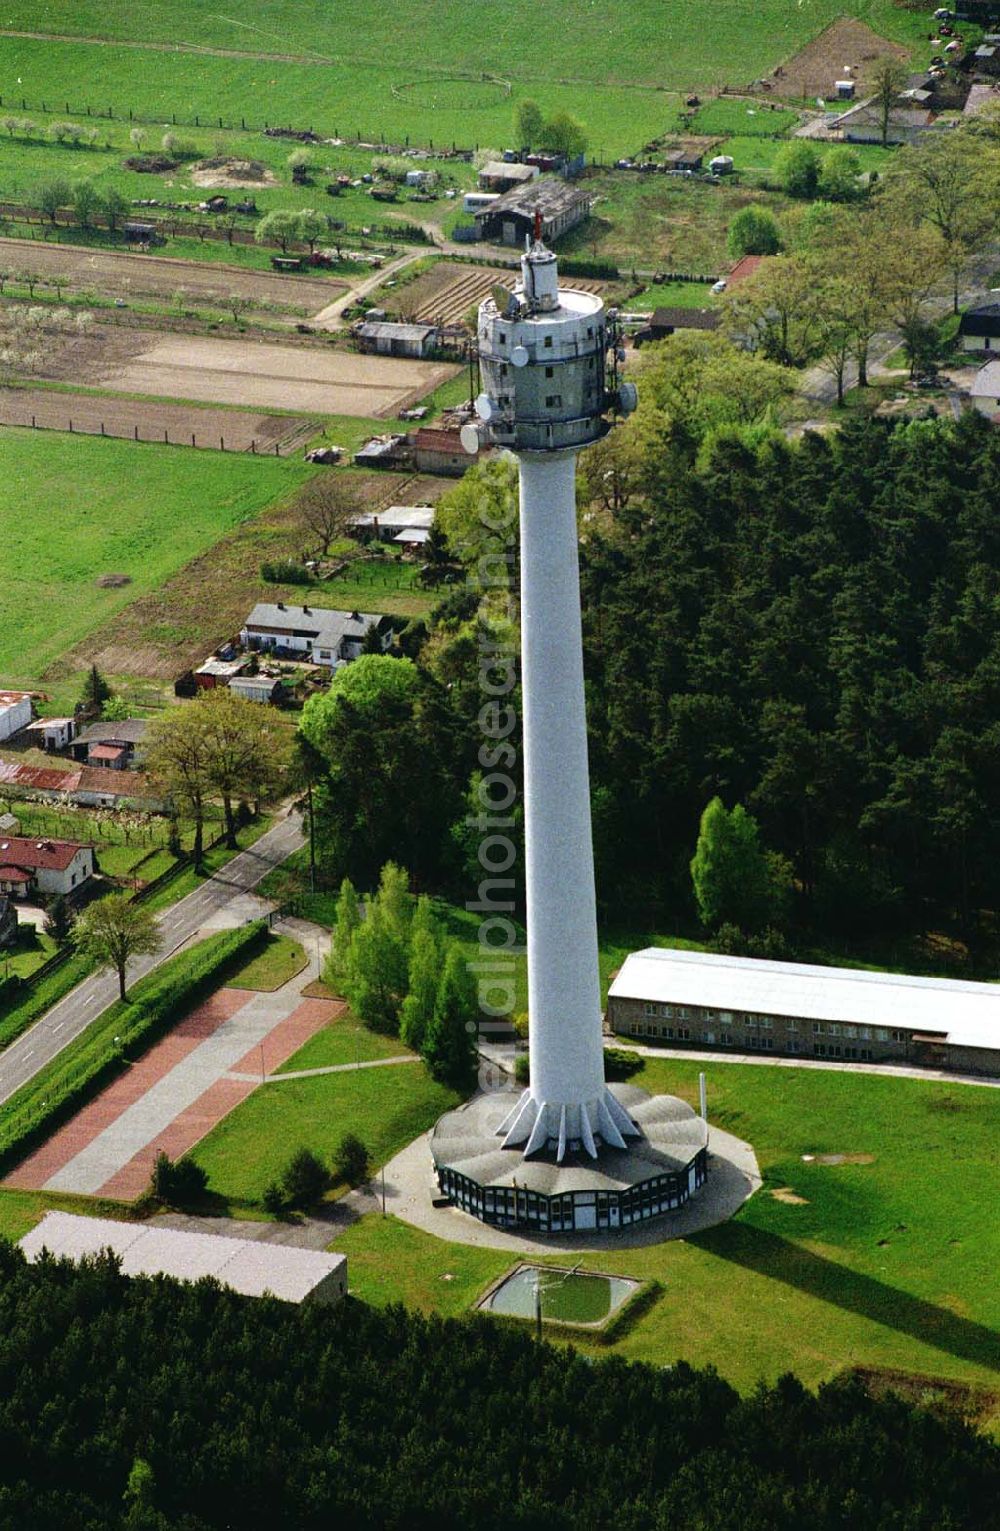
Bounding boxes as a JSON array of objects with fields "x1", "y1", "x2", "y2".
[
  {"x1": 430, "y1": 230, "x2": 709, "y2": 1235},
  {"x1": 462, "y1": 231, "x2": 638, "y2": 1162}
]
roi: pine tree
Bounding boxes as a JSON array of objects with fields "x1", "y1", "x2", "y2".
[
  {"x1": 423, "y1": 944, "x2": 479, "y2": 1088},
  {"x1": 399, "y1": 897, "x2": 440, "y2": 1053},
  {"x1": 80, "y1": 662, "x2": 111, "y2": 713},
  {"x1": 326, "y1": 877, "x2": 360, "y2": 987}
]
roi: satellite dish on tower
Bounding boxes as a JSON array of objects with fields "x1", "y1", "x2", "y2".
[
  {"x1": 475, "y1": 392, "x2": 495, "y2": 422},
  {"x1": 460, "y1": 422, "x2": 482, "y2": 455},
  {"x1": 511, "y1": 345, "x2": 529, "y2": 368}
]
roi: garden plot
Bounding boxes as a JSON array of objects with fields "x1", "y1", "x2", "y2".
[
  {"x1": 384, "y1": 262, "x2": 611, "y2": 328},
  {"x1": 99, "y1": 334, "x2": 458, "y2": 416},
  {"x1": 0, "y1": 389, "x2": 319, "y2": 454}
]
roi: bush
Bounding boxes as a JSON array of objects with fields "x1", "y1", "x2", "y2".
[
  {"x1": 261, "y1": 1180, "x2": 286, "y2": 1215},
  {"x1": 261, "y1": 559, "x2": 311, "y2": 585},
  {"x1": 333, "y1": 1132, "x2": 370, "y2": 1188},
  {"x1": 150, "y1": 1151, "x2": 208, "y2": 1206},
  {"x1": 727, "y1": 205, "x2": 782, "y2": 259},
  {"x1": 772, "y1": 141, "x2": 819, "y2": 199},
  {"x1": 514, "y1": 1053, "x2": 530, "y2": 1085},
  {"x1": 604, "y1": 1047, "x2": 643, "y2": 1082},
  {"x1": 281, "y1": 1147, "x2": 330, "y2": 1209}
]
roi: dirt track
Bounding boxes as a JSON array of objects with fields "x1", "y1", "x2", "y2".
[
  {"x1": 0, "y1": 389, "x2": 319, "y2": 454},
  {"x1": 98, "y1": 333, "x2": 459, "y2": 416},
  {"x1": 0, "y1": 237, "x2": 346, "y2": 315}
]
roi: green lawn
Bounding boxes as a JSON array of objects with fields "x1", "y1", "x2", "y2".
[
  {"x1": 273, "y1": 1015, "x2": 415, "y2": 1071},
  {"x1": 337, "y1": 1056, "x2": 1000, "y2": 1425},
  {"x1": 0, "y1": 429, "x2": 309, "y2": 684},
  {"x1": 0, "y1": 923, "x2": 56, "y2": 981},
  {"x1": 190, "y1": 1062, "x2": 460, "y2": 1202},
  {"x1": 225, "y1": 933, "x2": 307, "y2": 992}
]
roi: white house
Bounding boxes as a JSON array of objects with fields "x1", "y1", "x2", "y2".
[
  {"x1": 0, "y1": 691, "x2": 32, "y2": 743},
  {"x1": 970, "y1": 358, "x2": 1000, "y2": 417},
  {"x1": 0, "y1": 835, "x2": 95, "y2": 899},
  {"x1": 240, "y1": 604, "x2": 393, "y2": 667},
  {"x1": 958, "y1": 302, "x2": 1000, "y2": 354}
]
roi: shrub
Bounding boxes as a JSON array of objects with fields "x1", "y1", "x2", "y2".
[
  {"x1": 727, "y1": 205, "x2": 782, "y2": 259},
  {"x1": 151, "y1": 1151, "x2": 208, "y2": 1206},
  {"x1": 261, "y1": 559, "x2": 311, "y2": 585},
  {"x1": 261, "y1": 1180, "x2": 286, "y2": 1215},
  {"x1": 281, "y1": 1147, "x2": 330, "y2": 1209},
  {"x1": 604, "y1": 1047, "x2": 643, "y2": 1082},
  {"x1": 772, "y1": 141, "x2": 819, "y2": 199},
  {"x1": 333, "y1": 1133, "x2": 371, "y2": 1188},
  {"x1": 514, "y1": 1053, "x2": 530, "y2": 1085}
]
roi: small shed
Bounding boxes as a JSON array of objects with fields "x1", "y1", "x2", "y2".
[
  {"x1": 228, "y1": 675, "x2": 284, "y2": 705},
  {"x1": 478, "y1": 160, "x2": 540, "y2": 193},
  {"x1": 410, "y1": 428, "x2": 473, "y2": 476},
  {"x1": 634, "y1": 307, "x2": 722, "y2": 346},
  {"x1": 0, "y1": 691, "x2": 32, "y2": 744},
  {"x1": 354, "y1": 320, "x2": 439, "y2": 359},
  {"x1": 194, "y1": 656, "x2": 251, "y2": 689},
  {"x1": 350, "y1": 505, "x2": 435, "y2": 542},
  {"x1": 23, "y1": 717, "x2": 76, "y2": 751}
]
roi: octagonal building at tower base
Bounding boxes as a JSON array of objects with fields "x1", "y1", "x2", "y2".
[{"x1": 431, "y1": 1085, "x2": 708, "y2": 1235}]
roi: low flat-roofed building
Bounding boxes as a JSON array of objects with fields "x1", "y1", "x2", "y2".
[
  {"x1": 473, "y1": 176, "x2": 591, "y2": 246},
  {"x1": 20, "y1": 1212, "x2": 348, "y2": 1305},
  {"x1": 608, "y1": 947, "x2": 1000, "y2": 1076},
  {"x1": 354, "y1": 320, "x2": 439, "y2": 358},
  {"x1": 0, "y1": 690, "x2": 32, "y2": 744}
]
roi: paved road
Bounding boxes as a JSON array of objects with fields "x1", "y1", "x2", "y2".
[{"x1": 0, "y1": 809, "x2": 304, "y2": 1108}]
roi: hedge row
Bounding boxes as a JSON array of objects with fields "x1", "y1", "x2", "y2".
[{"x1": 0, "y1": 920, "x2": 267, "y2": 1176}]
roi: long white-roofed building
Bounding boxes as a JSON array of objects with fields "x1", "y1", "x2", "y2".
[{"x1": 608, "y1": 948, "x2": 1000, "y2": 1078}]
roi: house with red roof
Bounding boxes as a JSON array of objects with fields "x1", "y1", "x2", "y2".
[{"x1": 0, "y1": 836, "x2": 95, "y2": 900}]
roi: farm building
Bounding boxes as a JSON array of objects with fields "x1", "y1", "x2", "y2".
[
  {"x1": 473, "y1": 177, "x2": 591, "y2": 246},
  {"x1": 633, "y1": 307, "x2": 722, "y2": 346},
  {"x1": 478, "y1": 160, "x2": 540, "y2": 193},
  {"x1": 832, "y1": 94, "x2": 935, "y2": 143},
  {"x1": 193, "y1": 656, "x2": 252, "y2": 689},
  {"x1": 0, "y1": 757, "x2": 166, "y2": 813},
  {"x1": 663, "y1": 147, "x2": 705, "y2": 171},
  {"x1": 353, "y1": 434, "x2": 410, "y2": 469},
  {"x1": 411, "y1": 427, "x2": 473, "y2": 476},
  {"x1": 970, "y1": 359, "x2": 1000, "y2": 416},
  {"x1": 350, "y1": 505, "x2": 436, "y2": 541},
  {"x1": 0, "y1": 691, "x2": 32, "y2": 743},
  {"x1": 22, "y1": 717, "x2": 76, "y2": 752},
  {"x1": 228, "y1": 675, "x2": 284, "y2": 705},
  {"x1": 0, "y1": 835, "x2": 95, "y2": 900},
  {"x1": 608, "y1": 947, "x2": 1000, "y2": 1079},
  {"x1": 20, "y1": 1214, "x2": 348, "y2": 1307},
  {"x1": 354, "y1": 320, "x2": 440, "y2": 358},
  {"x1": 959, "y1": 302, "x2": 1000, "y2": 352},
  {"x1": 240, "y1": 603, "x2": 393, "y2": 667},
  {"x1": 72, "y1": 720, "x2": 148, "y2": 770}
]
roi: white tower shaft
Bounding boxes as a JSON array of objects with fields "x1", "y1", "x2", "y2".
[{"x1": 497, "y1": 451, "x2": 637, "y2": 1160}]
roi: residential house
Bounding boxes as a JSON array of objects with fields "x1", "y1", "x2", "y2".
[
  {"x1": 72, "y1": 720, "x2": 148, "y2": 770},
  {"x1": 959, "y1": 302, "x2": 1000, "y2": 353},
  {"x1": 349, "y1": 505, "x2": 436, "y2": 542},
  {"x1": 0, "y1": 757, "x2": 167, "y2": 813},
  {"x1": 833, "y1": 93, "x2": 935, "y2": 144},
  {"x1": 240, "y1": 604, "x2": 393, "y2": 667},
  {"x1": 0, "y1": 691, "x2": 32, "y2": 744},
  {"x1": 473, "y1": 177, "x2": 591, "y2": 246},
  {"x1": 0, "y1": 836, "x2": 95, "y2": 900},
  {"x1": 970, "y1": 358, "x2": 1000, "y2": 417}
]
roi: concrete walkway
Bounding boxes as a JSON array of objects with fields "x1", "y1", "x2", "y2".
[
  {"x1": 0, "y1": 808, "x2": 304, "y2": 1108},
  {"x1": 39, "y1": 920, "x2": 329, "y2": 1197},
  {"x1": 612, "y1": 1040, "x2": 1000, "y2": 1091},
  {"x1": 227, "y1": 1054, "x2": 419, "y2": 1083}
]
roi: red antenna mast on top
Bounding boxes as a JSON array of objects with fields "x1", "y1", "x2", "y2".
[{"x1": 533, "y1": 208, "x2": 543, "y2": 242}]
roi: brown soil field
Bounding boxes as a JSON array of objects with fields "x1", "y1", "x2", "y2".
[
  {"x1": 55, "y1": 471, "x2": 442, "y2": 680},
  {"x1": 92, "y1": 333, "x2": 458, "y2": 416},
  {"x1": 770, "y1": 18, "x2": 908, "y2": 102},
  {"x1": 0, "y1": 388, "x2": 319, "y2": 454},
  {"x1": 191, "y1": 160, "x2": 277, "y2": 189},
  {"x1": 382, "y1": 261, "x2": 610, "y2": 327},
  {"x1": 0, "y1": 237, "x2": 345, "y2": 314}
]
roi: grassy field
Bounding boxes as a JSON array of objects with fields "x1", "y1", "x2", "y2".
[
  {"x1": 0, "y1": 428, "x2": 310, "y2": 684},
  {"x1": 337, "y1": 1056, "x2": 1000, "y2": 1424},
  {"x1": 273, "y1": 1014, "x2": 415, "y2": 1071},
  {"x1": 190, "y1": 1061, "x2": 460, "y2": 1202},
  {"x1": 0, "y1": 2, "x2": 932, "y2": 157},
  {"x1": 224, "y1": 933, "x2": 307, "y2": 992}
]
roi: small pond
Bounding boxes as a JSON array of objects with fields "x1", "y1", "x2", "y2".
[{"x1": 480, "y1": 1265, "x2": 639, "y2": 1327}]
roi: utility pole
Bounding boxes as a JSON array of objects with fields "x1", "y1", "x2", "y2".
[{"x1": 306, "y1": 778, "x2": 317, "y2": 895}]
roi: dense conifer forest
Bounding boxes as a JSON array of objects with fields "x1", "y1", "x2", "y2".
[{"x1": 0, "y1": 1246, "x2": 997, "y2": 1529}]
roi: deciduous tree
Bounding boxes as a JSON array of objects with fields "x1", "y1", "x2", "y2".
[{"x1": 73, "y1": 893, "x2": 161, "y2": 1000}]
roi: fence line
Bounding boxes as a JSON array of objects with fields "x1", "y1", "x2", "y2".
[{"x1": 0, "y1": 414, "x2": 292, "y2": 456}]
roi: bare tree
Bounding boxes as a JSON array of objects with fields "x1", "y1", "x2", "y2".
[
  {"x1": 296, "y1": 472, "x2": 362, "y2": 556},
  {"x1": 870, "y1": 60, "x2": 909, "y2": 149}
]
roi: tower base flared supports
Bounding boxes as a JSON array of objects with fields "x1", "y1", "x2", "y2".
[{"x1": 496, "y1": 1087, "x2": 641, "y2": 1162}]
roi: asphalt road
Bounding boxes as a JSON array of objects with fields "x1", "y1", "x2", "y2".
[{"x1": 0, "y1": 809, "x2": 305, "y2": 1108}]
